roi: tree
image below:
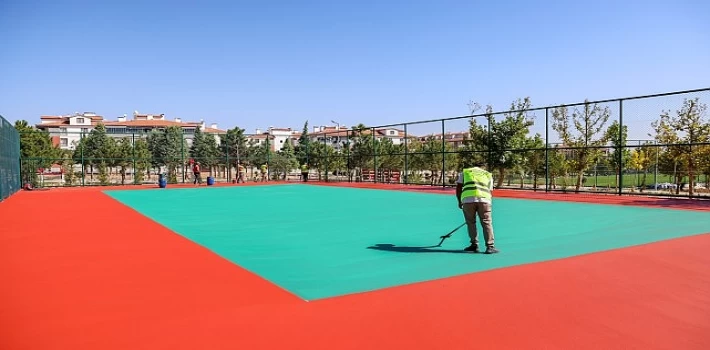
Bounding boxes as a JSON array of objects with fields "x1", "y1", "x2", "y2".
[
  {"x1": 190, "y1": 127, "x2": 220, "y2": 175},
  {"x1": 651, "y1": 97, "x2": 710, "y2": 196},
  {"x1": 15, "y1": 120, "x2": 62, "y2": 186},
  {"x1": 270, "y1": 139, "x2": 298, "y2": 180},
  {"x1": 296, "y1": 121, "x2": 311, "y2": 165},
  {"x1": 604, "y1": 120, "x2": 630, "y2": 187},
  {"x1": 551, "y1": 101, "x2": 611, "y2": 192},
  {"x1": 147, "y1": 126, "x2": 186, "y2": 183},
  {"x1": 629, "y1": 147, "x2": 652, "y2": 191},
  {"x1": 132, "y1": 138, "x2": 151, "y2": 183},
  {"x1": 466, "y1": 98, "x2": 535, "y2": 187},
  {"x1": 221, "y1": 126, "x2": 248, "y2": 177},
  {"x1": 522, "y1": 134, "x2": 546, "y2": 189},
  {"x1": 113, "y1": 138, "x2": 133, "y2": 185},
  {"x1": 349, "y1": 124, "x2": 374, "y2": 181},
  {"x1": 547, "y1": 146, "x2": 570, "y2": 190}
]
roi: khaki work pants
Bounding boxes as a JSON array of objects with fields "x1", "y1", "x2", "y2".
[{"x1": 462, "y1": 202, "x2": 494, "y2": 248}]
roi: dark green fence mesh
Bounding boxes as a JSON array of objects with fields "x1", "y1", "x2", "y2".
[{"x1": 1, "y1": 115, "x2": 21, "y2": 201}]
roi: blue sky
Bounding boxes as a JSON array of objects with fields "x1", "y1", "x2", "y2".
[{"x1": 1, "y1": 0, "x2": 708, "y2": 140}]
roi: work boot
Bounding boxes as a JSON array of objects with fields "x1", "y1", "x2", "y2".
[
  {"x1": 485, "y1": 246, "x2": 499, "y2": 254},
  {"x1": 464, "y1": 244, "x2": 479, "y2": 253}
]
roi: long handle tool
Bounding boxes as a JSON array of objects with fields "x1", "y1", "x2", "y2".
[{"x1": 437, "y1": 222, "x2": 466, "y2": 247}]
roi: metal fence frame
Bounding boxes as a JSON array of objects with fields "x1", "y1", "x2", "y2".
[
  {"x1": 17, "y1": 87, "x2": 710, "y2": 199},
  {"x1": 0, "y1": 115, "x2": 21, "y2": 201}
]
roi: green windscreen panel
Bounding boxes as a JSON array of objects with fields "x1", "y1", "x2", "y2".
[{"x1": 0, "y1": 115, "x2": 21, "y2": 201}]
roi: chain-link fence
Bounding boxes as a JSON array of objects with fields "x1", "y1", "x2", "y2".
[
  {"x1": 1, "y1": 115, "x2": 21, "y2": 201},
  {"x1": 18, "y1": 88, "x2": 710, "y2": 199}
]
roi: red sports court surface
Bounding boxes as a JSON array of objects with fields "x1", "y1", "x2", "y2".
[{"x1": 1, "y1": 182, "x2": 709, "y2": 350}]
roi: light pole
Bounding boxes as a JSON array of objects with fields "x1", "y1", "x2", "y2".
[{"x1": 331, "y1": 120, "x2": 341, "y2": 149}]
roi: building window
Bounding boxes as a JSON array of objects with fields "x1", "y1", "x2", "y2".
[
  {"x1": 60, "y1": 138, "x2": 68, "y2": 147},
  {"x1": 81, "y1": 128, "x2": 89, "y2": 133},
  {"x1": 76, "y1": 117, "x2": 85, "y2": 124}
]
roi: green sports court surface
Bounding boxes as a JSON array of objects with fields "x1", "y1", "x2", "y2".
[{"x1": 105, "y1": 184, "x2": 710, "y2": 300}]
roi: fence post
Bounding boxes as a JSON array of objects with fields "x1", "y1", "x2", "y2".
[
  {"x1": 132, "y1": 133, "x2": 137, "y2": 185},
  {"x1": 80, "y1": 132, "x2": 85, "y2": 187},
  {"x1": 441, "y1": 119, "x2": 446, "y2": 188},
  {"x1": 618, "y1": 100, "x2": 623, "y2": 196},
  {"x1": 404, "y1": 123, "x2": 408, "y2": 185},
  {"x1": 17, "y1": 132, "x2": 23, "y2": 188},
  {"x1": 322, "y1": 133, "x2": 327, "y2": 182},
  {"x1": 487, "y1": 114, "x2": 492, "y2": 172},
  {"x1": 372, "y1": 127, "x2": 377, "y2": 183},
  {"x1": 181, "y1": 132, "x2": 185, "y2": 184},
  {"x1": 346, "y1": 130, "x2": 351, "y2": 182},
  {"x1": 545, "y1": 108, "x2": 549, "y2": 192},
  {"x1": 225, "y1": 140, "x2": 230, "y2": 182},
  {"x1": 267, "y1": 137, "x2": 271, "y2": 181}
]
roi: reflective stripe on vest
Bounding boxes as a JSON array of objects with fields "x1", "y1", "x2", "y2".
[{"x1": 460, "y1": 167, "x2": 492, "y2": 201}]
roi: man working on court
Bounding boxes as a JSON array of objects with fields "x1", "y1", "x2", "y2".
[{"x1": 456, "y1": 162, "x2": 499, "y2": 254}]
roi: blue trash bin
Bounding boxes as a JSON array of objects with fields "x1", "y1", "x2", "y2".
[
  {"x1": 158, "y1": 174, "x2": 167, "y2": 188},
  {"x1": 207, "y1": 176, "x2": 214, "y2": 186}
]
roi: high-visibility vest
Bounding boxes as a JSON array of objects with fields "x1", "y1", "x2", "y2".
[
  {"x1": 301, "y1": 165, "x2": 308, "y2": 172},
  {"x1": 261, "y1": 165, "x2": 267, "y2": 173},
  {"x1": 460, "y1": 167, "x2": 493, "y2": 201}
]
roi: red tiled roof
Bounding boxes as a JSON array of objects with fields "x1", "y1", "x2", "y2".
[{"x1": 36, "y1": 121, "x2": 102, "y2": 128}]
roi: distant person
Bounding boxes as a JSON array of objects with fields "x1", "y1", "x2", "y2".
[
  {"x1": 192, "y1": 162, "x2": 202, "y2": 185},
  {"x1": 236, "y1": 162, "x2": 246, "y2": 183},
  {"x1": 456, "y1": 161, "x2": 499, "y2": 254},
  {"x1": 301, "y1": 163, "x2": 309, "y2": 182},
  {"x1": 260, "y1": 164, "x2": 268, "y2": 182}
]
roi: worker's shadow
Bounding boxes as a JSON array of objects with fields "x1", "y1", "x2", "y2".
[{"x1": 367, "y1": 243, "x2": 468, "y2": 254}]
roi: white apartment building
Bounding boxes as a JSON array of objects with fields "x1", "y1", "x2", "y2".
[
  {"x1": 36, "y1": 111, "x2": 225, "y2": 150},
  {"x1": 307, "y1": 125, "x2": 410, "y2": 149},
  {"x1": 246, "y1": 124, "x2": 418, "y2": 152},
  {"x1": 249, "y1": 127, "x2": 296, "y2": 152}
]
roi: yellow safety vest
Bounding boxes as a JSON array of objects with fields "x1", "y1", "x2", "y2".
[
  {"x1": 261, "y1": 165, "x2": 267, "y2": 173},
  {"x1": 460, "y1": 167, "x2": 493, "y2": 201},
  {"x1": 301, "y1": 165, "x2": 308, "y2": 172}
]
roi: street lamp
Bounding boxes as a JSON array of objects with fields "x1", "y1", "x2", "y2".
[{"x1": 331, "y1": 120, "x2": 341, "y2": 149}]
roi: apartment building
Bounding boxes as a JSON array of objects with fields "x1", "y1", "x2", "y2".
[{"x1": 36, "y1": 111, "x2": 225, "y2": 150}]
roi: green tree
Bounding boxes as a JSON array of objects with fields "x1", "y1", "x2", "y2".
[
  {"x1": 147, "y1": 126, "x2": 186, "y2": 183},
  {"x1": 466, "y1": 98, "x2": 535, "y2": 187},
  {"x1": 651, "y1": 97, "x2": 710, "y2": 196},
  {"x1": 132, "y1": 138, "x2": 151, "y2": 183},
  {"x1": 270, "y1": 139, "x2": 298, "y2": 180},
  {"x1": 604, "y1": 120, "x2": 630, "y2": 188},
  {"x1": 551, "y1": 101, "x2": 611, "y2": 192},
  {"x1": 629, "y1": 147, "x2": 652, "y2": 191},
  {"x1": 15, "y1": 120, "x2": 61, "y2": 186},
  {"x1": 547, "y1": 146, "x2": 570, "y2": 189},
  {"x1": 190, "y1": 127, "x2": 220, "y2": 175},
  {"x1": 521, "y1": 134, "x2": 546, "y2": 189},
  {"x1": 221, "y1": 127, "x2": 248, "y2": 177},
  {"x1": 296, "y1": 121, "x2": 311, "y2": 165},
  {"x1": 113, "y1": 138, "x2": 133, "y2": 185},
  {"x1": 349, "y1": 124, "x2": 374, "y2": 181}
]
